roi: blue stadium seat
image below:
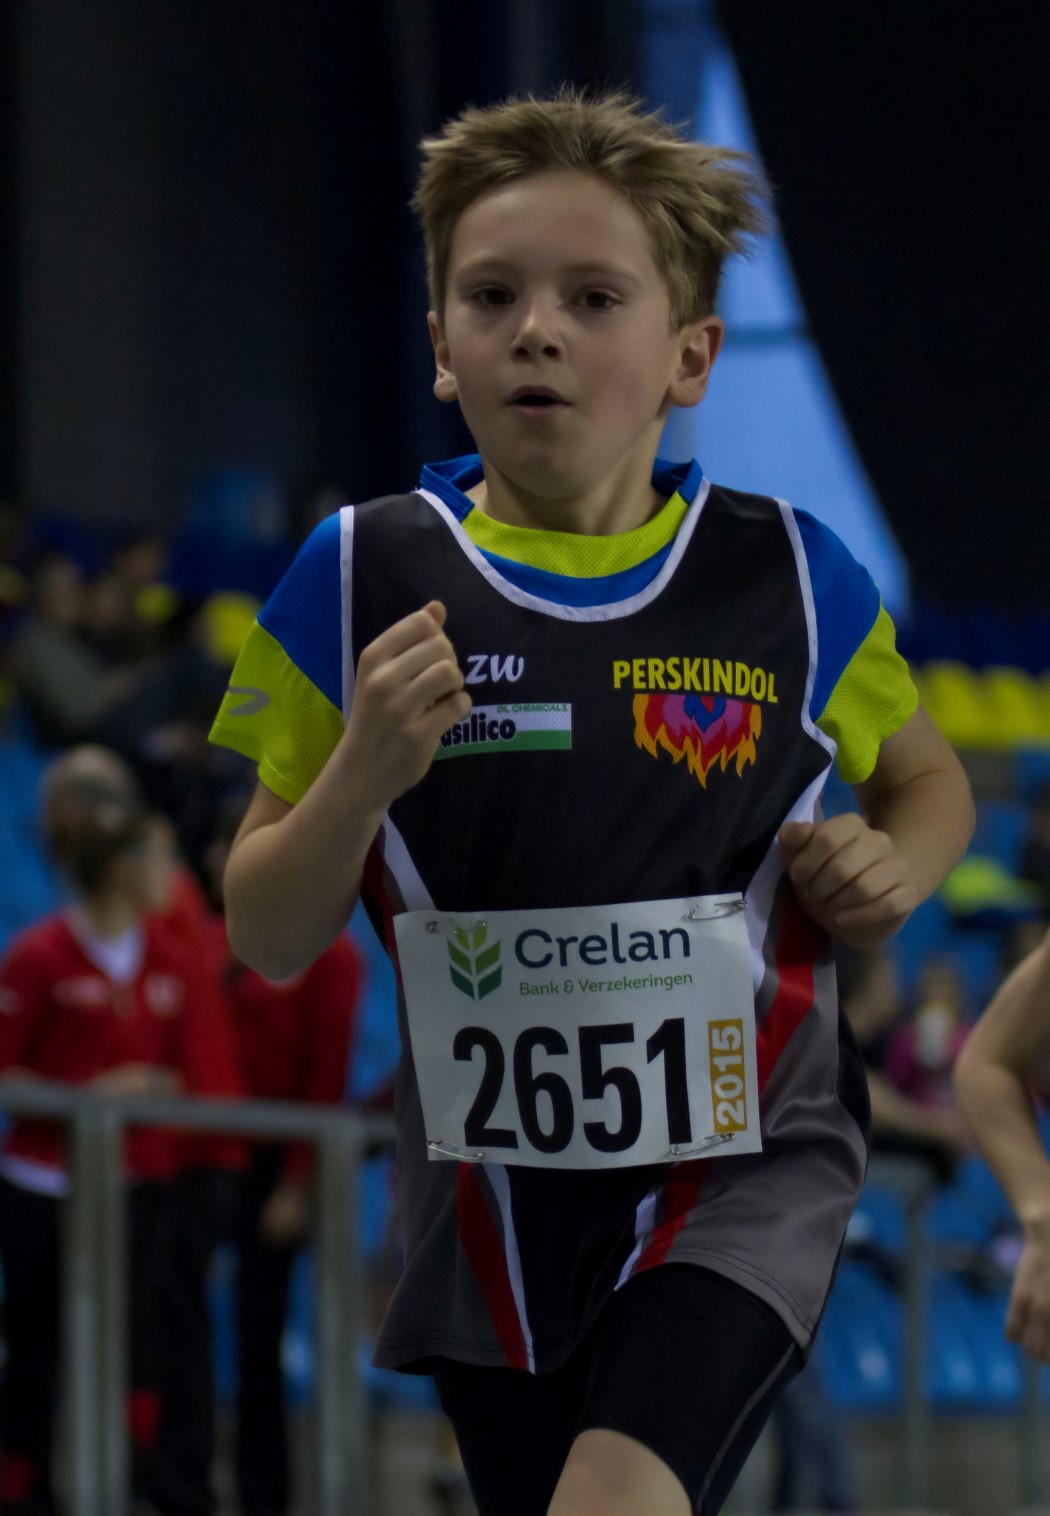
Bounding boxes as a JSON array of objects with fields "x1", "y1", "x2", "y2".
[
  {"x1": 820, "y1": 1258, "x2": 901, "y2": 1409},
  {"x1": 0, "y1": 724, "x2": 62, "y2": 954},
  {"x1": 968, "y1": 801, "x2": 1029, "y2": 871}
]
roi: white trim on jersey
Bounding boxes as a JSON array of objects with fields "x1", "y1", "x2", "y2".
[
  {"x1": 379, "y1": 818, "x2": 434, "y2": 912},
  {"x1": 745, "y1": 764, "x2": 832, "y2": 1002},
  {"x1": 339, "y1": 505, "x2": 356, "y2": 722},
  {"x1": 615, "y1": 1186, "x2": 659, "y2": 1291},
  {"x1": 775, "y1": 499, "x2": 838, "y2": 764},
  {"x1": 414, "y1": 480, "x2": 712, "y2": 624},
  {"x1": 376, "y1": 818, "x2": 537, "y2": 1367},
  {"x1": 487, "y1": 1163, "x2": 537, "y2": 1373}
]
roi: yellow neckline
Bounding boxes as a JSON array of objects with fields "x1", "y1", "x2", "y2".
[{"x1": 461, "y1": 490, "x2": 689, "y2": 578}]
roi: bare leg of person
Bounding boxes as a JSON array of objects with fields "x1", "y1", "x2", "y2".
[{"x1": 548, "y1": 1429, "x2": 690, "y2": 1516}]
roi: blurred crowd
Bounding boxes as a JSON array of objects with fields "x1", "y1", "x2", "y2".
[
  {"x1": 0, "y1": 502, "x2": 251, "y2": 880},
  {"x1": 0, "y1": 504, "x2": 388, "y2": 1516}
]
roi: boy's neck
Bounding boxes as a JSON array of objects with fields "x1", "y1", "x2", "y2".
[{"x1": 467, "y1": 453, "x2": 665, "y2": 536}]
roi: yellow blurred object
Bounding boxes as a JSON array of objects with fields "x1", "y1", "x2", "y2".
[
  {"x1": 941, "y1": 854, "x2": 1044, "y2": 916},
  {"x1": 0, "y1": 564, "x2": 27, "y2": 607},
  {"x1": 135, "y1": 583, "x2": 180, "y2": 624},
  {"x1": 203, "y1": 592, "x2": 261, "y2": 666},
  {"x1": 913, "y1": 661, "x2": 1050, "y2": 750}
]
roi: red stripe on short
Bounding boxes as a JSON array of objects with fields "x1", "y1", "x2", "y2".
[
  {"x1": 635, "y1": 1160, "x2": 708, "y2": 1273},
  {"x1": 456, "y1": 1165, "x2": 529, "y2": 1369},
  {"x1": 128, "y1": 1386, "x2": 161, "y2": 1450},
  {"x1": 0, "y1": 1453, "x2": 39, "y2": 1504},
  {"x1": 362, "y1": 836, "x2": 398, "y2": 959},
  {"x1": 636, "y1": 888, "x2": 825, "y2": 1275},
  {"x1": 756, "y1": 890, "x2": 825, "y2": 1093}
]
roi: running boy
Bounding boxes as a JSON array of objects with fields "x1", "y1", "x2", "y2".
[
  {"x1": 954, "y1": 927, "x2": 1050, "y2": 1364},
  {"x1": 210, "y1": 91, "x2": 974, "y2": 1516}
]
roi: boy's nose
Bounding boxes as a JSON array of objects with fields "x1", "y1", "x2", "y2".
[{"x1": 510, "y1": 303, "x2": 563, "y2": 358}]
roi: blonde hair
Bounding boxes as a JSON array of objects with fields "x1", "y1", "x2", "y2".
[{"x1": 413, "y1": 88, "x2": 768, "y2": 327}]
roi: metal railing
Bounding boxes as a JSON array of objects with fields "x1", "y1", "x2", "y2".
[
  {"x1": 868, "y1": 1153, "x2": 1049, "y2": 1511},
  {"x1": 2, "y1": 1092, "x2": 1047, "y2": 1514},
  {"x1": 0, "y1": 1082, "x2": 394, "y2": 1516}
]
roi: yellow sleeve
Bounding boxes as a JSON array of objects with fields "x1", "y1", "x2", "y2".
[
  {"x1": 816, "y1": 604, "x2": 919, "y2": 784},
  {"x1": 209, "y1": 620, "x2": 343, "y2": 805}
]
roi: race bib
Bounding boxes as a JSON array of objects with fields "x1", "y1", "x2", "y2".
[{"x1": 394, "y1": 895, "x2": 761, "y2": 1170}]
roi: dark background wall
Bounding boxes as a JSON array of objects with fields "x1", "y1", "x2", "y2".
[
  {"x1": 2, "y1": 0, "x2": 1047, "y2": 615},
  {"x1": 5, "y1": 0, "x2": 639, "y2": 530},
  {"x1": 719, "y1": 0, "x2": 1049, "y2": 614},
  {"x1": 12, "y1": 1, "x2": 317, "y2": 527}
]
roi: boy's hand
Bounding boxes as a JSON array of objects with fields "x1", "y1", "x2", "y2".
[
  {"x1": 259, "y1": 1179, "x2": 311, "y2": 1247},
  {"x1": 90, "y1": 1063, "x2": 179, "y2": 1097},
  {"x1": 342, "y1": 600, "x2": 471, "y2": 811},
  {"x1": 1006, "y1": 1219, "x2": 1050, "y2": 1363},
  {"x1": 778, "y1": 813, "x2": 919, "y2": 947}
]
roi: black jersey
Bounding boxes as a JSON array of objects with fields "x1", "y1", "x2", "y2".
[{"x1": 212, "y1": 461, "x2": 917, "y2": 1372}]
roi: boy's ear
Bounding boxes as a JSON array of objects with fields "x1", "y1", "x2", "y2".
[
  {"x1": 428, "y1": 311, "x2": 459, "y2": 404},
  {"x1": 668, "y1": 315, "x2": 724, "y2": 409}
]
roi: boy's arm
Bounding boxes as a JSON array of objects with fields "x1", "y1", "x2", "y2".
[
  {"x1": 780, "y1": 704, "x2": 974, "y2": 948},
  {"x1": 224, "y1": 601, "x2": 470, "y2": 979},
  {"x1": 953, "y1": 931, "x2": 1050, "y2": 1360}
]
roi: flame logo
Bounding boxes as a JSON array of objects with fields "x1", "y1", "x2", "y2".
[{"x1": 633, "y1": 692, "x2": 761, "y2": 787}]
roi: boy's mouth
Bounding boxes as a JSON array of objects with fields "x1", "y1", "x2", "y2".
[{"x1": 507, "y1": 386, "x2": 570, "y2": 409}]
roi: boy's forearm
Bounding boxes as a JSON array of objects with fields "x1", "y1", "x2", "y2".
[
  {"x1": 953, "y1": 939, "x2": 1050, "y2": 1228},
  {"x1": 862, "y1": 764, "x2": 974, "y2": 904},
  {"x1": 225, "y1": 757, "x2": 387, "y2": 980},
  {"x1": 955, "y1": 1057, "x2": 1050, "y2": 1227}
]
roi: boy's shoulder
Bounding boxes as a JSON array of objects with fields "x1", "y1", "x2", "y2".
[{"x1": 705, "y1": 479, "x2": 785, "y2": 523}]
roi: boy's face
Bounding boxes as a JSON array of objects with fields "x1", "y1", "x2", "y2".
[{"x1": 429, "y1": 170, "x2": 721, "y2": 504}]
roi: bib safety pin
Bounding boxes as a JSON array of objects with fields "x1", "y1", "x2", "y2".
[
  {"x1": 424, "y1": 918, "x2": 488, "y2": 938},
  {"x1": 427, "y1": 1138, "x2": 486, "y2": 1162},
  {"x1": 683, "y1": 900, "x2": 746, "y2": 922},
  {"x1": 664, "y1": 1133, "x2": 735, "y2": 1159}
]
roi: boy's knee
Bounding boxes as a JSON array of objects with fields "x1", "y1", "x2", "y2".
[{"x1": 547, "y1": 1428, "x2": 691, "y2": 1516}]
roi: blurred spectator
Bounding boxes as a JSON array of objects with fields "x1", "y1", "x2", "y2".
[
  {"x1": 0, "y1": 747, "x2": 213, "y2": 1516},
  {"x1": 842, "y1": 948, "x2": 970, "y2": 1177},
  {"x1": 137, "y1": 813, "x2": 246, "y2": 1516},
  {"x1": 110, "y1": 532, "x2": 170, "y2": 605},
  {"x1": 8, "y1": 552, "x2": 225, "y2": 763},
  {"x1": 82, "y1": 567, "x2": 150, "y2": 666},
  {"x1": 7, "y1": 553, "x2": 139, "y2": 745},
  {"x1": 207, "y1": 794, "x2": 364, "y2": 1516},
  {"x1": 886, "y1": 955, "x2": 970, "y2": 1110},
  {"x1": 7, "y1": 549, "x2": 236, "y2": 885}
]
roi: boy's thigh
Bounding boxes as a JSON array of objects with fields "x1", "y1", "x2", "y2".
[
  {"x1": 575, "y1": 1263, "x2": 800, "y2": 1515},
  {"x1": 429, "y1": 1353, "x2": 586, "y2": 1516}
]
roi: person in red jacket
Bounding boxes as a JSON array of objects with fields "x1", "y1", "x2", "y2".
[
  {"x1": 0, "y1": 746, "x2": 215, "y2": 1516},
  {"x1": 204, "y1": 796, "x2": 363, "y2": 1516},
  {"x1": 137, "y1": 812, "x2": 246, "y2": 1516}
]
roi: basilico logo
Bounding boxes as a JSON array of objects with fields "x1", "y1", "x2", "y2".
[{"x1": 447, "y1": 924, "x2": 502, "y2": 1001}]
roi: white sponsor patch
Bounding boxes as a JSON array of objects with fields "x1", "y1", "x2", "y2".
[{"x1": 436, "y1": 702, "x2": 571, "y2": 757}]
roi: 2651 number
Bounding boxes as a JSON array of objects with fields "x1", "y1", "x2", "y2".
[{"x1": 452, "y1": 1018, "x2": 693, "y2": 1155}]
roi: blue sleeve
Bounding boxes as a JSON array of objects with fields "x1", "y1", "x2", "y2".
[
  {"x1": 793, "y1": 510, "x2": 881, "y2": 723},
  {"x1": 257, "y1": 511, "x2": 344, "y2": 710}
]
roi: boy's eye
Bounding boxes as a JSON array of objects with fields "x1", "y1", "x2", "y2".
[
  {"x1": 471, "y1": 286, "x2": 513, "y2": 307},
  {"x1": 575, "y1": 289, "x2": 618, "y2": 311}
]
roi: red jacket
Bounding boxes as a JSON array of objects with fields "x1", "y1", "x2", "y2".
[
  {"x1": 219, "y1": 922, "x2": 363, "y2": 1181},
  {"x1": 0, "y1": 913, "x2": 216, "y2": 1179},
  {"x1": 149, "y1": 868, "x2": 245, "y2": 1172}
]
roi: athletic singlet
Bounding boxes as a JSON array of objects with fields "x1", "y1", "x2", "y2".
[{"x1": 210, "y1": 457, "x2": 917, "y2": 1372}]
